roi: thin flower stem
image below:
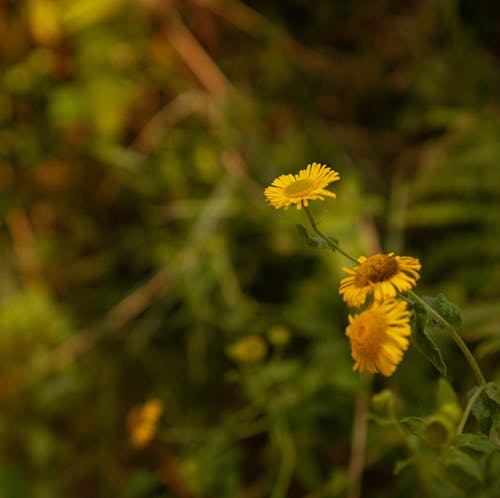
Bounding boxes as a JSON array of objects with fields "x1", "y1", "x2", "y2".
[
  {"x1": 270, "y1": 419, "x2": 296, "y2": 498},
  {"x1": 408, "y1": 291, "x2": 487, "y2": 387},
  {"x1": 347, "y1": 374, "x2": 372, "y2": 498},
  {"x1": 456, "y1": 385, "x2": 486, "y2": 436},
  {"x1": 303, "y1": 207, "x2": 358, "y2": 264}
]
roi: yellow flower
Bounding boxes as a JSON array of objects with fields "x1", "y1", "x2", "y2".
[
  {"x1": 127, "y1": 398, "x2": 164, "y2": 448},
  {"x1": 227, "y1": 335, "x2": 267, "y2": 364},
  {"x1": 346, "y1": 299, "x2": 411, "y2": 376},
  {"x1": 339, "y1": 253, "x2": 421, "y2": 307},
  {"x1": 267, "y1": 325, "x2": 290, "y2": 346},
  {"x1": 264, "y1": 163, "x2": 340, "y2": 210}
]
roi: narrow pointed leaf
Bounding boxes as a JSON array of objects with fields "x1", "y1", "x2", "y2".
[
  {"x1": 444, "y1": 447, "x2": 483, "y2": 482},
  {"x1": 455, "y1": 433, "x2": 499, "y2": 454}
]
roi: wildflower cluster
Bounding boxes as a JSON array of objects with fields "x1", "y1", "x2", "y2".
[
  {"x1": 340, "y1": 253, "x2": 420, "y2": 376},
  {"x1": 264, "y1": 163, "x2": 499, "y2": 493},
  {"x1": 264, "y1": 163, "x2": 420, "y2": 376}
]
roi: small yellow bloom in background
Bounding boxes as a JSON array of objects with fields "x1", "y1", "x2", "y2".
[
  {"x1": 264, "y1": 163, "x2": 340, "y2": 210},
  {"x1": 28, "y1": 0, "x2": 61, "y2": 46},
  {"x1": 267, "y1": 325, "x2": 290, "y2": 346},
  {"x1": 127, "y1": 398, "x2": 164, "y2": 448},
  {"x1": 346, "y1": 299, "x2": 411, "y2": 377},
  {"x1": 339, "y1": 252, "x2": 421, "y2": 307},
  {"x1": 227, "y1": 335, "x2": 267, "y2": 364}
]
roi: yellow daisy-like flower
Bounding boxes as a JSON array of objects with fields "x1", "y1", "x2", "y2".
[
  {"x1": 346, "y1": 299, "x2": 411, "y2": 376},
  {"x1": 339, "y1": 252, "x2": 421, "y2": 307},
  {"x1": 264, "y1": 162, "x2": 340, "y2": 210}
]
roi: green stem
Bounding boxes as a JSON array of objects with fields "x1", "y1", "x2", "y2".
[
  {"x1": 303, "y1": 207, "x2": 358, "y2": 264},
  {"x1": 347, "y1": 373, "x2": 373, "y2": 498},
  {"x1": 456, "y1": 385, "x2": 486, "y2": 436},
  {"x1": 408, "y1": 291, "x2": 487, "y2": 387},
  {"x1": 270, "y1": 419, "x2": 295, "y2": 498}
]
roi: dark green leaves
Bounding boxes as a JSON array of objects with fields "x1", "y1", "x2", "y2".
[
  {"x1": 409, "y1": 298, "x2": 447, "y2": 375},
  {"x1": 470, "y1": 383, "x2": 500, "y2": 438},
  {"x1": 443, "y1": 431, "x2": 500, "y2": 484},
  {"x1": 423, "y1": 294, "x2": 462, "y2": 329},
  {"x1": 444, "y1": 447, "x2": 483, "y2": 482},
  {"x1": 408, "y1": 293, "x2": 463, "y2": 376},
  {"x1": 455, "y1": 433, "x2": 499, "y2": 454}
]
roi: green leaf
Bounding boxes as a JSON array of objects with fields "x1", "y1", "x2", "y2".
[
  {"x1": 470, "y1": 387, "x2": 487, "y2": 417},
  {"x1": 399, "y1": 416, "x2": 425, "y2": 435},
  {"x1": 423, "y1": 294, "x2": 462, "y2": 329},
  {"x1": 444, "y1": 447, "x2": 483, "y2": 482},
  {"x1": 122, "y1": 470, "x2": 164, "y2": 498},
  {"x1": 438, "y1": 378, "x2": 460, "y2": 407},
  {"x1": 367, "y1": 413, "x2": 395, "y2": 428},
  {"x1": 455, "y1": 434, "x2": 499, "y2": 454},
  {"x1": 409, "y1": 301, "x2": 447, "y2": 376},
  {"x1": 485, "y1": 382, "x2": 500, "y2": 405},
  {"x1": 469, "y1": 386, "x2": 500, "y2": 436},
  {"x1": 484, "y1": 383, "x2": 500, "y2": 442},
  {"x1": 394, "y1": 457, "x2": 414, "y2": 475},
  {"x1": 0, "y1": 462, "x2": 29, "y2": 498},
  {"x1": 295, "y1": 224, "x2": 331, "y2": 249}
]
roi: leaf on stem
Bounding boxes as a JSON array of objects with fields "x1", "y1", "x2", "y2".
[
  {"x1": 296, "y1": 224, "x2": 335, "y2": 249},
  {"x1": 485, "y1": 383, "x2": 500, "y2": 442},
  {"x1": 409, "y1": 299, "x2": 447, "y2": 376},
  {"x1": 485, "y1": 382, "x2": 500, "y2": 405},
  {"x1": 443, "y1": 447, "x2": 483, "y2": 482},
  {"x1": 423, "y1": 294, "x2": 462, "y2": 329},
  {"x1": 454, "y1": 433, "x2": 498, "y2": 454},
  {"x1": 394, "y1": 457, "x2": 415, "y2": 475},
  {"x1": 469, "y1": 383, "x2": 500, "y2": 438}
]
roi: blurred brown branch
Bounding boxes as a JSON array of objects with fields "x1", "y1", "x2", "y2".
[
  {"x1": 165, "y1": 16, "x2": 230, "y2": 97},
  {"x1": 6, "y1": 208, "x2": 42, "y2": 289}
]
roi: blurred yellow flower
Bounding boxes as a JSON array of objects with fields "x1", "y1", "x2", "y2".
[
  {"x1": 227, "y1": 335, "x2": 267, "y2": 364},
  {"x1": 127, "y1": 398, "x2": 163, "y2": 448},
  {"x1": 346, "y1": 299, "x2": 411, "y2": 377},
  {"x1": 264, "y1": 163, "x2": 340, "y2": 210},
  {"x1": 267, "y1": 325, "x2": 290, "y2": 346},
  {"x1": 29, "y1": 0, "x2": 61, "y2": 45},
  {"x1": 339, "y1": 253, "x2": 421, "y2": 307}
]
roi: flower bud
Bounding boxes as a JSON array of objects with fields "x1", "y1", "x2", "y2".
[
  {"x1": 267, "y1": 325, "x2": 290, "y2": 346},
  {"x1": 422, "y1": 414, "x2": 455, "y2": 448},
  {"x1": 371, "y1": 389, "x2": 395, "y2": 416}
]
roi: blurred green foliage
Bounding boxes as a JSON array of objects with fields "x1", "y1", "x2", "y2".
[{"x1": 1, "y1": 0, "x2": 499, "y2": 496}]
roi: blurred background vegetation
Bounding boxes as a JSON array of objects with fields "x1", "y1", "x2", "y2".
[{"x1": 1, "y1": 0, "x2": 499, "y2": 496}]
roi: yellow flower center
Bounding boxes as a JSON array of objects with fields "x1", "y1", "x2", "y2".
[
  {"x1": 354, "y1": 254, "x2": 399, "y2": 287},
  {"x1": 349, "y1": 309, "x2": 387, "y2": 359},
  {"x1": 284, "y1": 178, "x2": 315, "y2": 196}
]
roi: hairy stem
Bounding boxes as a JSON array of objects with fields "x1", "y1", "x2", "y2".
[
  {"x1": 456, "y1": 385, "x2": 486, "y2": 435},
  {"x1": 303, "y1": 207, "x2": 358, "y2": 264}
]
